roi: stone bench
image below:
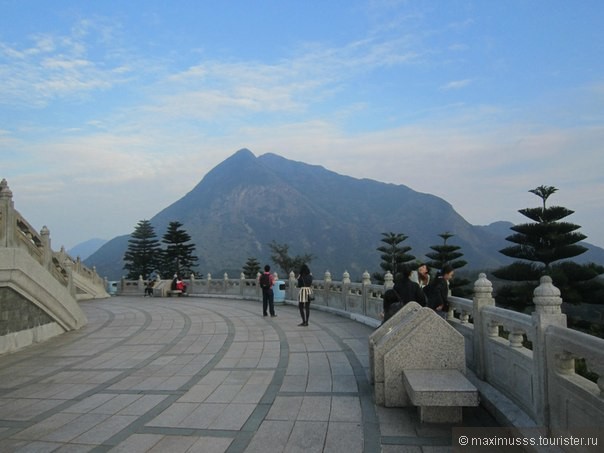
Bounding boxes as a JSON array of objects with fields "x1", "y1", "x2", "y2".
[
  {"x1": 402, "y1": 369, "x2": 479, "y2": 423},
  {"x1": 167, "y1": 290, "x2": 183, "y2": 297}
]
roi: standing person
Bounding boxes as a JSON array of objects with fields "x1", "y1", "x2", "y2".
[
  {"x1": 416, "y1": 263, "x2": 431, "y2": 289},
  {"x1": 297, "y1": 264, "x2": 313, "y2": 326},
  {"x1": 426, "y1": 265, "x2": 454, "y2": 316},
  {"x1": 393, "y1": 265, "x2": 427, "y2": 308},
  {"x1": 259, "y1": 265, "x2": 276, "y2": 317},
  {"x1": 382, "y1": 265, "x2": 427, "y2": 323}
]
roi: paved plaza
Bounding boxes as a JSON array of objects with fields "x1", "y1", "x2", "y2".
[{"x1": 0, "y1": 296, "x2": 497, "y2": 452}]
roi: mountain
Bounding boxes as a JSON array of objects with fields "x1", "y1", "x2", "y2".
[
  {"x1": 85, "y1": 149, "x2": 604, "y2": 280},
  {"x1": 68, "y1": 238, "x2": 107, "y2": 261}
]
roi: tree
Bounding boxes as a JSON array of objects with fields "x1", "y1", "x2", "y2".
[
  {"x1": 160, "y1": 221, "x2": 199, "y2": 277},
  {"x1": 493, "y1": 185, "x2": 604, "y2": 313},
  {"x1": 373, "y1": 232, "x2": 415, "y2": 283},
  {"x1": 425, "y1": 232, "x2": 471, "y2": 296},
  {"x1": 123, "y1": 220, "x2": 162, "y2": 280},
  {"x1": 268, "y1": 241, "x2": 314, "y2": 276},
  {"x1": 242, "y1": 257, "x2": 261, "y2": 279}
]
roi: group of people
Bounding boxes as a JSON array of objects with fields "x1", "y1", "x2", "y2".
[
  {"x1": 260, "y1": 263, "x2": 313, "y2": 326},
  {"x1": 382, "y1": 263, "x2": 455, "y2": 323}
]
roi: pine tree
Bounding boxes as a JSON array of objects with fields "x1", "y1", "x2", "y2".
[
  {"x1": 243, "y1": 257, "x2": 261, "y2": 279},
  {"x1": 123, "y1": 220, "x2": 162, "y2": 280},
  {"x1": 160, "y1": 221, "x2": 199, "y2": 277},
  {"x1": 425, "y1": 232, "x2": 471, "y2": 296},
  {"x1": 493, "y1": 185, "x2": 604, "y2": 313},
  {"x1": 373, "y1": 232, "x2": 415, "y2": 283}
]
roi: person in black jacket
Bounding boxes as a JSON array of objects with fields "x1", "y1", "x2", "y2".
[
  {"x1": 425, "y1": 264, "x2": 455, "y2": 316},
  {"x1": 382, "y1": 265, "x2": 426, "y2": 323}
]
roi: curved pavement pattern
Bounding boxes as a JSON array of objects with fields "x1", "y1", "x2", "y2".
[{"x1": 0, "y1": 296, "x2": 496, "y2": 452}]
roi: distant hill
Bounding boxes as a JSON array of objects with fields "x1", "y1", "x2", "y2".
[
  {"x1": 68, "y1": 238, "x2": 107, "y2": 261},
  {"x1": 85, "y1": 149, "x2": 604, "y2": 280}
]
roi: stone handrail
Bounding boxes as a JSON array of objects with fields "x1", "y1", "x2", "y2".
[
  {"x1": 119, "y1": 269, "x2": 604, "y2": 431},
  {"x1": 1, "y1": 179, "x2": 107, "y2": 300}
]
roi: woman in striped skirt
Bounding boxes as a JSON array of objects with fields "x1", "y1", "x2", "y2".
[{"x1": 297, "y1": 264, "x2": 313, "y2": 326}]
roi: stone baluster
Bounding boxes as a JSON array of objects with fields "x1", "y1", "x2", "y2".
[
  {"x1": 342, "y1": 271, "x2": 351, "y2": 311},
  {"x1": 384, "y1": 271, "x2": 394, "y2": 290},
  {"x1": 472, "y1": 273, "x2": 496, "y2": 380},
  {"x1": 324, "y1": 271, "x2": 332, "y2": 306},
  {"x1": 66, "y1": 261, "x2": 75, "y2": 297},
  {"x1": 0, "y1": 179, "x2": 15, "y2": 247},
  {"x1": 362, "y1": 271, "x2": 371, "y2": 315},
  {"x1": 40, "y1": 225, "x2": 52, "y2": 270},
  {"x1": 532, "y1": 275, "x2": 566, "y2": 426},
  {"x1": 240, "y1": 272, "x2": 245, "y2": 297},
  {"x1": 289, "y1": 271, "x2": 296, "y2": 300},
  {"x1": 223, "y1": 272, "x2": 229, "y2": 294},
  {"x1": 190, "y1": 273, "x2": 196, "y2": 293},
  {"x1": 138, "y1": 275, "x2": 144, "y2": 292}
]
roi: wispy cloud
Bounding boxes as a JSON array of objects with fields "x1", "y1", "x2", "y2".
[
  {"x1": 440, "y1": 78, "x2": 473, "y2": 91},
  {"x1": 0, "y1": 21, "x2": 132, "y2": 107}
]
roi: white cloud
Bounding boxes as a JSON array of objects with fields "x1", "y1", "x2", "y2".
[{"x1": 440, "y1": 79, "x2": 473, "y2": 91}]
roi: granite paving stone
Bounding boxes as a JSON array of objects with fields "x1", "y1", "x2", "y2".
[{"x1": 0, "y1": 295, "x2": 499, "y2": 452}]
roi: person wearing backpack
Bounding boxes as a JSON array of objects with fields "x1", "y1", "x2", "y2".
[{"x1": 260, "y1": 265, "x2": 276, "y2": 317}]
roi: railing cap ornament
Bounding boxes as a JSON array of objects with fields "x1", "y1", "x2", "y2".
[
  {"x1": 474, "y1": 273, "x2": 493, "y2": 293},
  {"x1": 533, "y1": 275, "x2": 562, "y2": 314},
  {"x1": 343, "y1": 271, "x2": 351, "y2": 284},
  {"x1": 0, "y1": 178, "x2": 13, "y2": 199},
  {"x1": 362, "y1": 270, "x2": 371, "y2": 284}
]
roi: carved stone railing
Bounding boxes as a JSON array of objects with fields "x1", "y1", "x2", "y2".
[
  {"x1": 0, "y1": 179, "x2": 107, "y2": 301},
  {"x1": 119, "y1": 269, "x2": 604, "y2": 431}
]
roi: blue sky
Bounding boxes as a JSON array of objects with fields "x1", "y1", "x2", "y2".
[{"x1": 1, "y1": 0, "x2": 603, "y2": 252}]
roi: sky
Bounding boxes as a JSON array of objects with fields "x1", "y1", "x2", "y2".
[{"x1": 1, "y1": 0, "x2": 603, "y2": 252}]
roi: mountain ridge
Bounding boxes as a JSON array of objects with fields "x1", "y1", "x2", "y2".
[{"x1": 85, "y1": 149, "x2": 604, "y2": 280}]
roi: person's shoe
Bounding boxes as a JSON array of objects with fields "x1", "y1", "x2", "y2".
[
  {"x1": 263, "y1": 314, "x2": 268, "y2": 317},
  {"x1": 303, "y1": 322, "x2": 308, "y2": 326},
  {"x1": 270, "y1": 314, "x2": 277, "y2": 317},
  {"x1": 298, "y1": 322, "x2": 305, "y2": 326}
]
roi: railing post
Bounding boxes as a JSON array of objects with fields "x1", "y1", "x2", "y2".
[
  {"x1": 342, "y1": 271, "x2": 351, "y2": 312},
  {"x1": 289, "y1": 271, "x2": 296, "y2": 300},
  {"x1": 223, "y1": 272, "x2": 229, "y2": 294},
  {"x1": 473, "y1": 273, "x2": 495, "y2": 380},
  {"x1": 0, "y1": 179, "x2": 16, "y2": 247},
  {"x1": 532, "y1": 275, "x2": 567, "y2": 426},
  {"x1": 190, "y1": 273, "x2": 196, "y2": 294},
  {"x1": 384, "y1": 271, "x2": 394, "y2": 290},
  {"x1": 240, "y1": 272, "x2": 245, "y2": 297},
  {"x1": 40, "y1": 225, "x2": 52, "y2": 270},
  {"x1": 324, "y1": 271, "x2": 332, "y2": 306},
  {"x1": 362, "y1": 270, "x2": 371, "y2": 316},
  {"x1": 66, "y1": 261, "x2": 75, "y2": 297}
]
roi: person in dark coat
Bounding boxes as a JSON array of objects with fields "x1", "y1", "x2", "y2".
[
  {"x1": 382, "y1": 265, "x2": 426, "y2": 323},
  {"x1": 425, "y1": 264, "x2": 455, "y2": 315}
]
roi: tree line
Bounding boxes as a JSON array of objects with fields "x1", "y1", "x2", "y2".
[{"x1": 122, "y1": 185, "x2": 604, "y2": 336}]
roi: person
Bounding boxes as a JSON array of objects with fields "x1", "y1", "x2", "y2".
[
  {"x1": 425, "y1": 264, "x2": 454, "y2": 316},
  {"x1": 144, "y1": 279, "x2": 154, "y2": 297},
  {"x1": 382, "y1": 265, "x2": 426, "y2": 322},
  {"x1": 176, "y1": 277, "x2": 186, "y2": 293},
  {"x1": 260, "y1": 265, "x2": 276, "y2": 317},
  {"x1": 415, "y1": 263, "x2": 431, "y2": 289},
  {"x1": 297, "y1": 264, "x2": 313, "y2": 326},
  {"x1": 393, "y1": 265, "x2": 427, "y2": 307}
]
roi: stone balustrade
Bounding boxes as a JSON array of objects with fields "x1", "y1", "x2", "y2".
[{"x1": 123, "y1": 269, "x2": 604, "y2": 432}]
